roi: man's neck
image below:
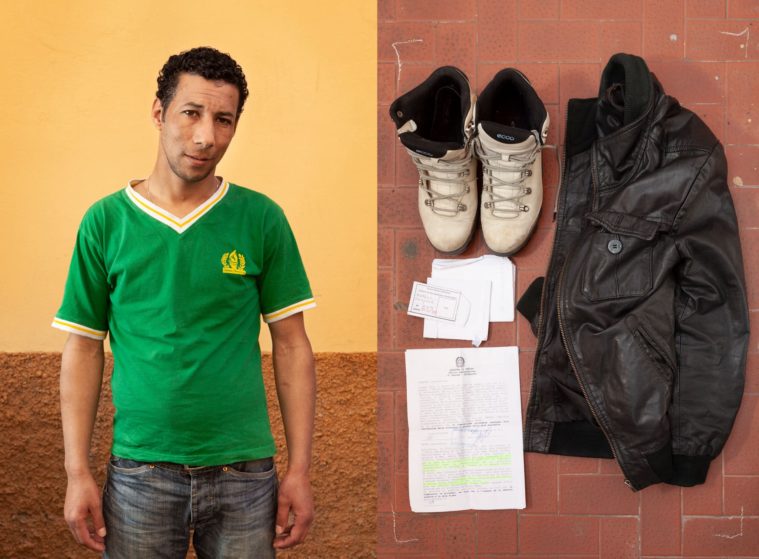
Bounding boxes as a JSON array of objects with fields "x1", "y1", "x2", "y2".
[{"x1": 137, "y1": 167, "x2": 221, "y2": 218}]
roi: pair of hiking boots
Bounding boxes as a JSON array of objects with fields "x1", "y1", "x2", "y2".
[{"x1": 389, "y1": 67, "x2": 549, "y2": 255}]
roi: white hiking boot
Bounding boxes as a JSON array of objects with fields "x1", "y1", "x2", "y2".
[
  {"x1": 476, "y1": 69, "x2": 549, "y2": 255},
  {"x1": 389, "y1": 67, "x2": 478, "y2": 254}
]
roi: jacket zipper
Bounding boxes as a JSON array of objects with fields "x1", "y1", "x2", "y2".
[
  {"x1": 555, "y1": 154, "x2": 635, "y2": 490},
  {"x1": 533, "y1": 110, "x2": 634, "y2": 489},
  {"x1": 555, "y1": 259, "x2": 634, "y2": 490}
]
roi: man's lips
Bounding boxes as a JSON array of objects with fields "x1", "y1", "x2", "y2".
[{"x1": 185, "y1": 154, "x2": 212, "y2": 164}]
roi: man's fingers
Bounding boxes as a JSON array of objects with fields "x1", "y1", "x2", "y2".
[
  {"x1": 91, "y1": 502, "x2": 107, "y2": 539},
  {"x1": 71, "y1": 517, "x2": 105, "y2": 552},
  {"x1": 273, "y1": 523, "x2": 309, "y2": 549},
  {"x1": 273, "y1": 525, "x2": 297, "y2": 549},
  {"x1": 273, "y1": 512, "x2": 312, "y2": 549},
  {"x1": 274, "y1": 499, "x2": 291, "y2": 536},
  {"x1": 289, "y1": 519, "x2": 311, "y2": 545},
  {"x1": 67, "y1": 520, "x2": 82, "y2": 545}
]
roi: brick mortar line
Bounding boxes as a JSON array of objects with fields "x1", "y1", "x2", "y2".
[
  {"x1": 681, "y1": 0, "x2": 687, "y2": 61},
  {"x1": 391, "y1": 19, "x2": 477, "y2": 24},
  {"x1": 637, "y1": 473, "x2": 644, "y2": 558},
  {"x1": 555, "y1": 472, "x2": 638, "y2": 477},
  {"x1": 517, "y1": 513, "x2": 640, "y2": 517},
  {"x1": 681, "y1": 513, "x2": 759, "y2": 518},
  {"x1": 685, "y1": 58, "x2": 759, "y2": 62}
]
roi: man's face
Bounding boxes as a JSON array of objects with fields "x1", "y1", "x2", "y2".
[{"x1": 153, "y1": 73, "x2": 240, "y2": 184}]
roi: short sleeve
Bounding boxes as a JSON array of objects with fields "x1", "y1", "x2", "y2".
[
  {"x1": 258, "y1": 206, "x2": 315, "y2": 323},
  {"x1": 52, "y1": 214, "x2": 109, "y2": 340}
]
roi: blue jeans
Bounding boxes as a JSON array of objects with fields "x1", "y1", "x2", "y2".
[{"x1": 102, "y1": 455, "x2": 277, "y2": 559}]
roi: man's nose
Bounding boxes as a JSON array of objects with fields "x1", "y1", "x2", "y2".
[{"x1": 193, "y1": 116, "x2": 215, "y2": 148}]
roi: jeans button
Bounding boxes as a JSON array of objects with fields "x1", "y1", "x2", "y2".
[{"x1": 607, "y1": 239, "x2": 623, "y2": 254}]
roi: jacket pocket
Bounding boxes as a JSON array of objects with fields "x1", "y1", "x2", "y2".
[
  {"x1": 582, "y1": 211, "x2": 659, "y2": 301},
  {"x1": 629, "y1": 319, "x2": 677, "y2": 384}
]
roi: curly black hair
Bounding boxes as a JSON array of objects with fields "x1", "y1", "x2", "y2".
[{"x1": 156, "y1": 46, "x2": 249, "y2": 119}]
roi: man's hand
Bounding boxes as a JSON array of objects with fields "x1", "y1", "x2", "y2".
[
  {"x1": 273, "y1": 470, "x2": 314, "y2": 549},
  {"x1": 64, "y1": 471, "x2": 106, "y2": 553}
]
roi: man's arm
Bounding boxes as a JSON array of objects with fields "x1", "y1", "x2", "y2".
[
  {"x1": 268, "y1": 312, "x2": 316, "y2": 549},
  {"x1": 60, "y1": 333, "x2": 107, "y2": 553}
]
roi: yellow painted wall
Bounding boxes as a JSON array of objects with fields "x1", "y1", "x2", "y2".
[{"x1": 0, "y1": 1, "x2": 377, "y2": 352}]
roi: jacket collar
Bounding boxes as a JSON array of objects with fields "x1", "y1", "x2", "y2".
[{"x1": 565, "y1": 53, "x2": 660, "y2": 189}]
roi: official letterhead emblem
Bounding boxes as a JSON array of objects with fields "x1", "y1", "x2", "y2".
[{"x1": 221, "y1": 250, "x2": 246, "y2": 275}]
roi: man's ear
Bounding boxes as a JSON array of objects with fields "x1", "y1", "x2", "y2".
[{"x1": 151, "y1": 98, "x2": 164, "y2": 130}]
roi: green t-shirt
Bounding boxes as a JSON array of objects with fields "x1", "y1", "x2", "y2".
[{"x1": 53, "y1": 180, "x2": 315, "y2": 465}]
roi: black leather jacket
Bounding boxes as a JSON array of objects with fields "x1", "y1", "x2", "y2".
[{"x1": 518, "y1": 53, "x2": 750, "y2": 491}]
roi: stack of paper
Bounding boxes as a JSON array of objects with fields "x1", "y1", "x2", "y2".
[
  {"x1": 431, "y1": 255, "x2": 516, "y2": 322},
  {"x1": 407, "y1": 255, "x2": 516, "y2": 346}
]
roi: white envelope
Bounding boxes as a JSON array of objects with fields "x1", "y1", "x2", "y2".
[{"x1": 431, "y1": 255, "x2": 515, "y2": 322}]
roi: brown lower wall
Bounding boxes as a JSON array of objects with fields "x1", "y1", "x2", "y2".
[{"x1": 0, "y1": 352, "x2": 376, "y2": 559}]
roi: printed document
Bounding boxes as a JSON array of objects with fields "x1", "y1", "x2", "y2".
[{"x1": 405, "y1": 347, "x2": 525, "y2": 512}]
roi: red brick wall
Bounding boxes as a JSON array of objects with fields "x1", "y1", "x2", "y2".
[{"x1": 377, "y1": 1, "x2": 759, "y2": 557}]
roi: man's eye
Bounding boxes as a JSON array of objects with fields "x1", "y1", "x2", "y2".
[
  {"x1": 218, "y1": 118, "x2": 233, "y2": 126},
  {"x1": 183, "y1": 110, "x2": 198, "y2": 117}
]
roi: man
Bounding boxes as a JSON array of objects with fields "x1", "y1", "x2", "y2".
[{"x1": 53, "y1": 47, "x2": 316, "y2": 558}]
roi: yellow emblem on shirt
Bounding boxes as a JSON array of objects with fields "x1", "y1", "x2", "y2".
[{"x1": 221, "y1": 250, "x2": 246, "y2": 275}]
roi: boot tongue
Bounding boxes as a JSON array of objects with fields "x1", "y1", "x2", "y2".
[
  {"x1": 478, "y1": 122, "x2": 536, "y2": 152},
  {"x1": 399, "y1": 131, "x2": 467, "y2": 161}
]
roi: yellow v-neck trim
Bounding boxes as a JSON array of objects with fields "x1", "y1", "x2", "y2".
[{"x1": 125, "y1": 179, "x2": 229, "y2": 233}]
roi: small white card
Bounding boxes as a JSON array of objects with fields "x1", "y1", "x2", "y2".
[
  {"x1": 408, "y1": 281, "x2": 461, "y2": 322},
  {"x1": 423, "y1": 277, "x2": 489, "y2": 346}
]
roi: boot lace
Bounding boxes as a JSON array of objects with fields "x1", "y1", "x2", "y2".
[
  {"x1": 411, "y1": 152, "x2": 473, "y2": 216},
  {"x1": 476, "y1": 134, "x2": 541, "y2": 219}
]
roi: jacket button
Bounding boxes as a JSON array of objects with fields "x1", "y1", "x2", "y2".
[{"x1": 607, "y1": 239, "x2": 623, "y2": 254}]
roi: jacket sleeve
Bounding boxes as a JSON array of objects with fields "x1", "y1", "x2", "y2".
[{"x1": 669, "y1": 142, "x2": 750, "y2": 486}]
